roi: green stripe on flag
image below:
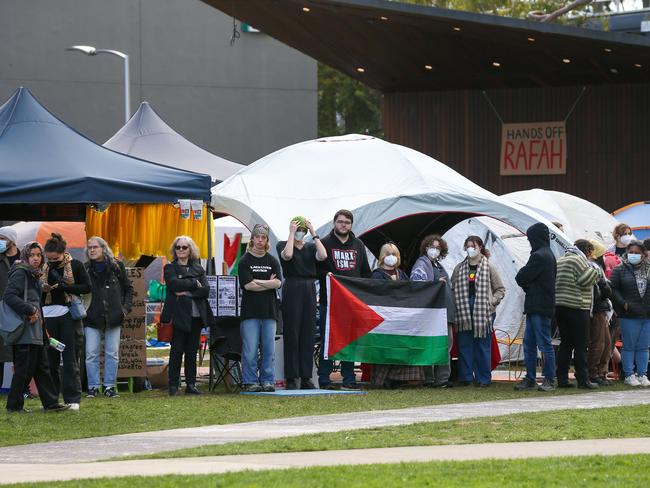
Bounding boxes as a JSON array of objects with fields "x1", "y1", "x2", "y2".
[{"x1": 331, "y1": 333, "x2": 448, "y2": 366}]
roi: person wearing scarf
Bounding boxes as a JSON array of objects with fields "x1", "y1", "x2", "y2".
[
  {"x1": 451, "y1": 236, "x2": 505, "y2": 387},
  {"x1": 4, "y1": 242, "x2": 70, "y2": 413},
  {"x1": 555, "y1": 240, "x2": 600, "y2": 389},
  {"x1": 41, "y1": 233, "x2": 91, "y2": 410},
  {"x1": 610, "y1": 240, "x2": 650, "y2": 387},
  {"x1": 83, "y1": 236, "x2": 134, "y2": 398}
]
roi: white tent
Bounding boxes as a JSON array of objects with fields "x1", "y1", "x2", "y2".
[
  {"x1": 443, "y1": 217, "x2": 530, "y2": 361},
  {"x1": 104, "y1": 102, "x2": 244, "y2": 184},
  {"x1": 211, "y1": 134, "x2": 570, "y2": 263},
  {"x1": 503, "y1": 189, "x2": 621, "y2": 246}
]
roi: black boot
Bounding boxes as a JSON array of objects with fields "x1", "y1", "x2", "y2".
[
  {"x1": 300, "y1": 378, "x2": 316, "y2": 390},
  {"x1": 168, "y1": 385, "x2": 179, "y2": 396},
  {"x1": 185, "y1": 384, "x2": 201, "y2": 395}
]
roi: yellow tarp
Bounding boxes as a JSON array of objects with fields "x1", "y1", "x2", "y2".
[{"x1": 86, "y1": 203, "x2": 213, "y2": 260}]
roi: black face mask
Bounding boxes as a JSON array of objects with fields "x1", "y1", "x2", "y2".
[{"x1": 48, "y1": 260, "x2": 62, "y2": 267}]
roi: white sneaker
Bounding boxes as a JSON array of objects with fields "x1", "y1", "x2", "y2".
[
  {"x1": 637, "y1": 375, "x2": 650, "y2": 387},
  {"x1": 624, "y1": 375, "x2": 641, "y2": 387},
  {"x1": 68, "y1": 403, "x2": 80, "y2": 411}
]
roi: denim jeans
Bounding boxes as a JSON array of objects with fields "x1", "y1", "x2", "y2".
[
  {"x1": 523, "y1": 314, "x2": 556, "y2": 381},
  {"x1": 457, "y1": 330, "x2": 492, "y2": 385},
  {"x1": 240, "y1": 318, "x2": 276, "y2": 385},
  {"x1": 317, "y1": 304, "x2": 356, "y2": 386},
  {"x1": 85, "y1": 326, "x2": 121, "y2": 389},
  {"x1": 619, "y1": 318, "x2": 650, "y2": 377}
]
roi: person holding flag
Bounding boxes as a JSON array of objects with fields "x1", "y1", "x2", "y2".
[
  {"x1": 277, "y1": 216, "x2": 327, "y2": 390},
  {"x1": 451, "y1": 236, "x2": 505, "y2": 387},
  {"x1": 318, "y1": 210, "x2": 371, "y2": 390}
]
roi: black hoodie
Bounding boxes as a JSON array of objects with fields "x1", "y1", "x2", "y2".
[
  {"x1": 318, "y1": 230, "x2": 371, "y2": 305},
  {"x1": 515, "y1": 222, "x2": 557, "y2": 318}
]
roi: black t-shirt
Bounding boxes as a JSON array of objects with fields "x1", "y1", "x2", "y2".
[
  {"x1": 468, "y1": 264, "x2": 478, "y2": 297},
  {"x1": 238, "y1": 252, "x2": 282, "y2": 320},
  {"x1": 276, "y1": 241, "x2": 318, "y2": 279},
  {"x1": 615, "y1": 246, "x2": 626, "y2": 257}
]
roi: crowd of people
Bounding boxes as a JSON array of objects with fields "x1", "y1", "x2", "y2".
[{"x1": 1, "y1": 213, "x2": 649, "y2": 411}]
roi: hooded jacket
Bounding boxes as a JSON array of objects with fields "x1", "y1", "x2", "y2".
[
  {"x1": 318, "y1": 230, "x2": 371, "y2": 305},
  {"x1": 610, "y1": 260, "x2": 650, "y2": 318},
  {"x1": 515, "y1": 223, "x2": 557, "y2": 318},
  {"x1": 84, "y1": 259, "x2": 134, "y2": 330}
]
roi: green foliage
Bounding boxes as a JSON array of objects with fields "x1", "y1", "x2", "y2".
[{"x1": 318, "y1": 64, "x2": 383, "y2": 138}]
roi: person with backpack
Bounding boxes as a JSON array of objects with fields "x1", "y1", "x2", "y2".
[{"x1": 84, "y1": 237, "x2": 134, "y2": 399}]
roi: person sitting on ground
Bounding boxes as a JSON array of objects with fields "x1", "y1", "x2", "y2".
[
  {"x1": 4, "y1": 242, "x2": 70, "y2": 413},
  {"x1": 609, "y1": 240, "x2": 650, "y2": 387},
  {"x1": 410, "y1": 234, "x2": 455, "y2": 388},
  {"x1": 370, "y1": 243, "x2": 424, "y2": 389},
  {"x1": 451, "y1": 236, "x2": 505, "y2": 388},
  {"x1": 238, "y1": 224, "x2": 282, "y2": 393},
  {"x1": 161, "y1": 236, "x2": 212, "y2": 396},
  {"x1": 555, "y1": 239, "x2": 600, "y2": 389},
  {"x1": 84, "y1": 236, "x2": 133, "y2": 399},
  {"x1": 514, "y1": 223, "x2": 556, "y2": 392},
  {"x1": 277, "y1": 216, "x2": 326, "y2": 390}
]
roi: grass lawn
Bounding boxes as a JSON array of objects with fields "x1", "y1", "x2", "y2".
[
  {"x1": 124, "y1": 404, "x2": 650, "y2": 459},
  {"x1": 0, "y1": 382, "x2": 629, "y2": 447},
  {"x1": 6, "y1": 454, "x2": 650, "y2": 487}
]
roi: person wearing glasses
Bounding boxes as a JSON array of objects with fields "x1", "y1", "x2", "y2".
[
  {"x1": 83, "y1": 237, "x2": 133, "y2": 399},
  {"x1": 317, "y1": 209, "x2": 371, "y2": 390},
  {"x1": 161, "y1": 236, "x2": 212, "y2": 395}
]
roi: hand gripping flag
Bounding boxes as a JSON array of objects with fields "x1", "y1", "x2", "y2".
[{"x1": 324, "y1": 275, "x2": 449, "y2": 365}]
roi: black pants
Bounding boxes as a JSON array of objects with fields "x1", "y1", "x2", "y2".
[
  {"x1": 556, "y1": 306, "x2": 590, "y2": 384},
  {"x1": 46, "y1": 312, "x2": 82, "y2": 403},
  {"x1": 7, "y1": 344, "x2": 59, "y2": 411},
  {"x1": 282, "y1": 279, "x2": 316, "y2": 380},
  {"x1": 169, "y1": 317, "x2": 203, "y2": 387}
]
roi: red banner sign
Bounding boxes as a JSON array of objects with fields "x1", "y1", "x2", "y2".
[{"x1": 500, "y1": 122, "x2": 566, "y2": 176}]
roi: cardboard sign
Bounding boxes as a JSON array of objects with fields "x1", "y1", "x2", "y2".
[
  {"x1": 500, "y1": 121, "x2": 566, "y2": 176},
  {"x1": 118, "y1": 267, "x2": 147, "y2": 377}
]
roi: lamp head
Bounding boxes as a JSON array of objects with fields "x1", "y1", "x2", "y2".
[{"x1": 66, "y1": 45, "x2": 97, "y2": 55}]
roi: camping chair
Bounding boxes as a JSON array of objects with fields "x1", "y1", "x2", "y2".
[
  {"x1": 494, "y1": 317, "x2": 526, "y2": 381},
  {"x1": 210, "y1": 317, "x2": 243, "y2": 392}
]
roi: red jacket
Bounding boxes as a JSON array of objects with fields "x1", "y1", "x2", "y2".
[{"x1": 603, "y1": 251, "x2": 621, "y2": 280}]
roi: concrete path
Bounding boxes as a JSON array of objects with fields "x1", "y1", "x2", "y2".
[
  {"x1": 1, "y1": 389, "x2": 649, "y2": 464},
  {"x1": 1, "y1": 437, "x2": 649, "y2": 484}
]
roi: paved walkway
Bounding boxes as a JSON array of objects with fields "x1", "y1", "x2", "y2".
[
  {"x1": 1, "y1": 389, "x2": 649, "y2": 465},
  {"x1": 1, "y1": 437, "x2": 650, "y2": 484}
]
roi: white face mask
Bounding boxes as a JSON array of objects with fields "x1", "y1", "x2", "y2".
[
  {"x1": 294, "y1": 231, "x2": 306, "y2": 241},
  {"x1": 427, "y1": 247, "x2": 440, "y2": 260},
  {"x1": 620, "y1": 234, "x2": 633, "y2": 246},
  {"x1": 383, "y1": 254, "x2": 398, "y2": 267},
  {"x1": 466, "y1": 247, "x2": 479, "y2": 259}
]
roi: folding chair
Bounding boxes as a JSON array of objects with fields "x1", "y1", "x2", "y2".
[
  {"x1": 210, "y1": 317, "x2": 243, "y2": 392},
  {"x1": 494, "y1": 317, "x2": 526, "y2": 381}
]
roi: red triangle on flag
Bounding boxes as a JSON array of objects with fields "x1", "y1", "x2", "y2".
[
  {"x1": 327, "y1": 276, "x2": 384, "y2": 357},
  {"x1": 223, "y1": 233, "x2": 242, "y2": 267}
]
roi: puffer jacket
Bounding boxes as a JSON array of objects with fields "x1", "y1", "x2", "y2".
[{"x1": 610, "y1": 260, "x2": 650, "y2": 318}]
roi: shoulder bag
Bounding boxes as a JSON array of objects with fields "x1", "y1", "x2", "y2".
[{"x1": 0, "y1": 274, "x2": 29, "y2": 346}]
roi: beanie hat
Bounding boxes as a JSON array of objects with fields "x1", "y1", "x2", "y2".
[
  {"x1": 0, "y1": 226, "x2": 18, "y2": 246},
  {"x1": 252, "y1": 224, "x2": 269, "y2": 238},
  {"x1": 589, "y1": 239, "x2": 606, "y2": 259}
]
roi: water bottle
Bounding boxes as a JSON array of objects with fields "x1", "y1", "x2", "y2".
[{"x1": 49, "y1": 337, "x2": 66, "y2": 352}]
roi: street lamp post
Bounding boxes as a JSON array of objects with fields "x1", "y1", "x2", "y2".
[{"x1": 66, "y1": 45, "x2": 131, "y2": 124}]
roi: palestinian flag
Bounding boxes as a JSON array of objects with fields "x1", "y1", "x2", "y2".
[
  {"x1": 224, "y1": 233, "x2": 243, "y2": 275},
  {"x1": 325, "y1": 275, "x2": 449, "y2": 365}
]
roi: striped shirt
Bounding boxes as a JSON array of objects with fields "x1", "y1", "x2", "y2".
[{"x1": 555, "y1": 253, "x2": 599, "y2": 310}]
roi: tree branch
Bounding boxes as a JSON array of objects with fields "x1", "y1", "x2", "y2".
[{"x1": 528, "y1": 0, "x2": 593, "y2": 22}]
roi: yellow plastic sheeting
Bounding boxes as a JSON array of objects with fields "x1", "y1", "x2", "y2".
[{"x1": 86, "y1": 203, "x2": 213, "y2": 260}]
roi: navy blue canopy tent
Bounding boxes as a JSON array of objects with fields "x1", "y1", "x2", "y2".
[{"x1": 0, "y1": 87, "x2": 212, "y2": 221}]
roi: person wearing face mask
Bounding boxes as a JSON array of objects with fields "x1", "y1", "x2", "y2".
[
  {"x1": 610, "y1": 223, "x2": 634, "y2": 258},
  {"x1": 277, "y1": 216, "x2": 327, "y2": 390},
  {"x1": 369, "y1": 243, "x2": 423, "y2": 388},
  {"x1": 410, "y1": 235, "x2": 456, "y2": 388},
  {"x1": 609, "y1": 241, "x2": 650, "y2": 387},
  {"x1": 0, "y1": 226, "x2": 21, "y2": 387},
  {"x1": 451, "y1": 236, "x2": 505, "y2": 387},
  {"x1": 514, "y1": 223, "x2": 557, "y2": 392},
  {"x1": 42, "y1": 233, "x2": 91, "y2": 410},
  {"x1": 3, "y1": 242, "x2": 70, "y2": 413},
  {"x1": 555, "y1": 239, "x2": 600, "y2": 389},
  {"x1": 317, "y1": 210, "x2": 371, "y2": 390}
]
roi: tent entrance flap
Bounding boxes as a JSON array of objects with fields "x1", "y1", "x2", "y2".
[
  {"x1": 359, "y1": 212, "x2": 483, "y2": 273},
  {"x1": 86, "y1": 203, "x2": 214, "y2": 260}
]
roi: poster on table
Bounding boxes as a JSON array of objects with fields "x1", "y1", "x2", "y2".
[
  {"x1": 207, "y1": 275, "x2": 240, "y2": 317},
  {"x1": 500, "y1": 121, "x2": 566, "y2": 176},
  {"x1": 117, "y1": 267, "x2": 147, "y2": 377}
]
